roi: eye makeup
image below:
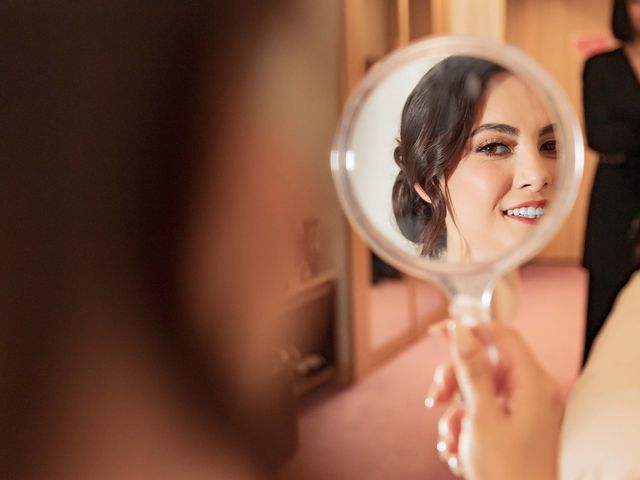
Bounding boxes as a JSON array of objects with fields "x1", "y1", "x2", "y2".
[
  {"x1": 471, "y1": 123, "x2": 518, "y2": 159},
  {"x1": 470, "y1": 121, "x2": 557, "y2": 159},
  {"x1": 538, "y1": 138, "x2": 557, "y2": 158},
  {"x1": 475, "y1": 137, "x2": 514, "y2": 157}
]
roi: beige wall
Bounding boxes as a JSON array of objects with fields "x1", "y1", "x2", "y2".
[{"x1": 449, "y1": 0, "x2": 505, "y2": 39}]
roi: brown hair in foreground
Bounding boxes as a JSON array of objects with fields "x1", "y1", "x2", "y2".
[{"x1": 1, "y1": 1, "x2": 298, "y2": 478}]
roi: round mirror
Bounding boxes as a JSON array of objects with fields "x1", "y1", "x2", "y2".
[{"x1": 332, "y1": 36, "x2": 584, "y2": 321}]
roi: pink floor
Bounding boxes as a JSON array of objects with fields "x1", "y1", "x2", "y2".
[{"x1": 280, "y1": 264, "x2": 587, "y2": 480}]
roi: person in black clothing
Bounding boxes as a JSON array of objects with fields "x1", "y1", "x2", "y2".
[{"x1": 582, "y1": 0, "x2": 640, "y2": 366}]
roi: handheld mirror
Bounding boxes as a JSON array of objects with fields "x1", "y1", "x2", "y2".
[{"x1": 331, "y1": 36, "x2": 584, "y2": 324}]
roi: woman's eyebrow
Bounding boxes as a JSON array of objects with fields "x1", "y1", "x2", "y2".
[
  {"x1": 471, "y1": 123, "x2": 519, "y2": 136},
  {"x1": 539, "y1": 124, "x2": 555, "y2": 136}
]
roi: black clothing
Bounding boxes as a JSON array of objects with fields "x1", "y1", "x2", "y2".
[
  {"x1": 582, "y1": 48, "x2": 640, "y2": 366},
  {"x1": 583, "y1": 49, "x2": 640, "y2": 156}
]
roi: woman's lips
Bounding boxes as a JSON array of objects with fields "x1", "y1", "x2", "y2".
[
  {"x1": 505, "y1": 214, "x2": 539, "y2": 225},
  {"x1": 503, "y1": 200, "x2": 547, "y2": 224}
]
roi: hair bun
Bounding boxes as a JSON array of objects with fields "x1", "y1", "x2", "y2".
[{"x1": 393, "y1": 145, "x2": 405, "y2": 170}]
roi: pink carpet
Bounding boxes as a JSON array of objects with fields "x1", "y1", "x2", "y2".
[
  {"x1": 280, "y1": 265, "x2": 587, "y2": 480},
  {"x1": 370, "y1": 278, "x2": 448, "y2": 350}
]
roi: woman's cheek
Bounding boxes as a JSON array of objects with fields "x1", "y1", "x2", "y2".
[
  {"x1": 449, "y1": 161, "x2": 511, "y2": 226},
  {"x1": 446, "y1": 161, "x2": 516, "y2": 260}
]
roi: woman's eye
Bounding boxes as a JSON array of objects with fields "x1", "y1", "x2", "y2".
[
  {"x1": 478, "y1": 142, "x2": 510, "y2": 156},
  {"x1": 540, "y1": 139, "x2": 557, "y2": 155}
]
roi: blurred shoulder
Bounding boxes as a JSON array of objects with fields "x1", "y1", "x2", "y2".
[
  {"x1": 560, "y1": 271, "x2": 640, "y2": 478},
  {"x1": 561, "y1": 387, "x2": 640, "y2": 480}
]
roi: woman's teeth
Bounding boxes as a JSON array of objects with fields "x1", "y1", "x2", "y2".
[{"x1": 506, "y1": 206, "x2": 544, "y2": 219}]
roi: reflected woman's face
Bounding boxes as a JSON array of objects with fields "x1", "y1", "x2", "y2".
[{"x1": 445, "y1": 73, "x2": 556, "y2": 262}]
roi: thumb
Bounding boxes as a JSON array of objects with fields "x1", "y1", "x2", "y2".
[{"x1": 448, "y1": 322, "x2": 501, "y2": 417}]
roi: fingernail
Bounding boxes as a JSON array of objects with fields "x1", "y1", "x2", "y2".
[
  {"x1": 437, "y1": 417, "x2": 449, "y2": 437},
  {"x1": 486, "y1": 344, "x2": 500, "y2": 366},
  {"x1": 436, "y1": 440, "x2": 447, "y2": 453},
  {"x1": 452, "y1": 323, "x2": 476, "y2": 354},
  {"x1": 433, "y1": 364, "x2": 446, "y2": 384},
  {"x1": 424, "y1": 364, "x2": 446, "y2": 408},
  {"x1": 448, "y1": 456, "x2": 461, "y2": 476}
]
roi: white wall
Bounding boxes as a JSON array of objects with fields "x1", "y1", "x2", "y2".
[{"x1": 347, "y1": 56, "x2": 440, "y2": 256}]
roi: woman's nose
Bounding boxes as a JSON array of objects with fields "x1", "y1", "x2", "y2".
[{"x1": 514, "y1": 152, "x2": 553, "y2": 192}]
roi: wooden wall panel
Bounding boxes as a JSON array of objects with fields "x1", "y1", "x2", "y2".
[{"x1": 449, "y1": 0, "x2": 505, "y2": 40}]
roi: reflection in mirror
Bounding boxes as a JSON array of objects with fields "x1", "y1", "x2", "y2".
[
  {"x1": 345, "y1": 52, "x2": 565, "y2": 270},
  {"x1": 392, "y1": 56, "x2": 557, "y2": 263}
]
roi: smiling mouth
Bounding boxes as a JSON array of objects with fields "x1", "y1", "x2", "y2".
[{"x1": 503, "y1": 201, "x2": 547, "y2": 224}]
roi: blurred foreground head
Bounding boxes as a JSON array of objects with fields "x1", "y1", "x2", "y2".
[{"x1": 1, "y1": 2, "x2": 299, "y2": 478}]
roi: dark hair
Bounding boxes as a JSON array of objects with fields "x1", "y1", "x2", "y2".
[
  {"x1": 392, "y1": 56, "x2": 505, "y2": 257},
  {"x1": 613, "y1": 0, "x2": 635, "y2": 42}
]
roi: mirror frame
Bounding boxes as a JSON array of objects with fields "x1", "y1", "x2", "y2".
[{"x1": 331, "y1": 35, "x2": 584, "y2": 283}]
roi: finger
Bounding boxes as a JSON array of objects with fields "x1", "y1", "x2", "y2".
[
  {"x1": 474, "y1": 323, "x2": 547, "y2": 397},
  {"x1": 436, "y1": 403, "x2": 464, "y2": 478},
  {"x1": 437, "y1": 403, "x2": 464, "y2": 456},
  {"x1": 447, "y1": 455, "x2": 463, "y2": 478},
  {"x1": 425, "y1": 362, "x2": 458, "y2": 408},
  {"x1": 448, "y1": 321, "x2": 502, "y2": 418},
  {"x1": 474, "y1": 323, "x2": 538, "y2": 371}
]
